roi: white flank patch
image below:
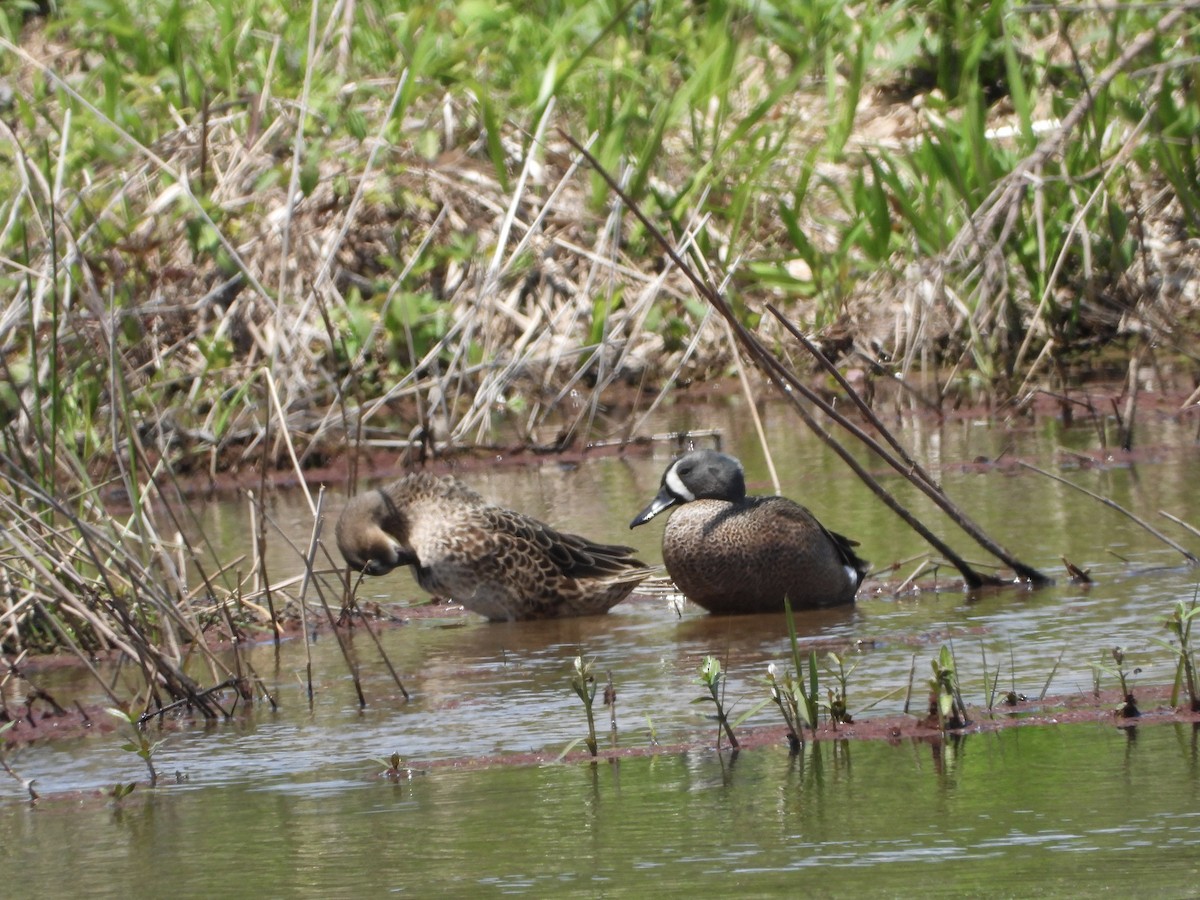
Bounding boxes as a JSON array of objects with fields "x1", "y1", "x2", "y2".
[
  {"x1": 665, "y1": 465, "x2": 694, "y2": 501},
  {"x1": 844, "y1": 565, "x2": 859, "y2": 586}
]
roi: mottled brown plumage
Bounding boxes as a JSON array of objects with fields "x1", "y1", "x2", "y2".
[
  {"x1": 336, "y1": 473, "x2": 650, "y2": 621},
  {"x1": 630, "y1": 450, "x2": 867, "y2": 615}
]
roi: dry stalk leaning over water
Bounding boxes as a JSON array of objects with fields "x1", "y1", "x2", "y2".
[
  {"x1": 560, "y1": 131, "x2": 1051, "y2": 589},
  {"x1": 1018, "y1": 462, "x2": 1199, "y2": 566},
  {"x1": 1161, "y1": 512, "x2": 1200, "y2": 543},
  {"x1": 769, "y1": 312, "x2": 1052, "y2": 584}
]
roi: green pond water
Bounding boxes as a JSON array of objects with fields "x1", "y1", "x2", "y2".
[
  {"x1": 5, "y1": 725, "x2": 1200, "y2": 898},
  {"x1": 3, "y1": 395, "x2": 1199, "y2": 896}
]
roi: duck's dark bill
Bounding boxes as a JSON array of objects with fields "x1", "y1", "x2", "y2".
[{"x1": 630, "y1": 488, "x2": 678, "y2": 528}]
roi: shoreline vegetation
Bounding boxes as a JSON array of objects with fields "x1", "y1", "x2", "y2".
[{"x1": 1, "y1": 2, "x2": 1198, "y2": 741}]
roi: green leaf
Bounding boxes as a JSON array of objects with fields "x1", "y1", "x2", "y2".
[
  {"x1": 732, "y1": 696, "x2": 772, "y2": 728},
  {"x1": 939, "y1": 692, "x2": 955, "y2": 719},
  {"x1": 299, "y1": 157, "x2": 320, "y2": 197},
  {"x1": 476, "y1": 85, "x2": 510, "y2": 193},
  {"x1": 535, "y1": 55, "x2": 558, "y2": 111},
  {"x1": 345, "y1": 109, "x2": 368, "y2": 141}
]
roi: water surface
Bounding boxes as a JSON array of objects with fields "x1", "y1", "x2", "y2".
[{"x1": 4, "y1": 396, "x2": 1199, "y2": 895}]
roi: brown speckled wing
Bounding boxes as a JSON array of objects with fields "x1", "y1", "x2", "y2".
[
  {"x1": 763, "y1": 497, "x2": 868, "y2": 576},
  {"x1": 380, "y1": 472, "x2": 487, "y2": 508},
  {"x1": 478, "y1": 507, "x2": 644, "y2": 578}
]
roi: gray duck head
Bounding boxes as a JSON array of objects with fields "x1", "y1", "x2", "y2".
[{"x1": 630, "y1": 450, "x2": 747, "y2": 528}]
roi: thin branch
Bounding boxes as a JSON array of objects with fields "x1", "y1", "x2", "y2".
[{"x1": 1019, "y1": 462, "x2": 1199, "y2": 565}]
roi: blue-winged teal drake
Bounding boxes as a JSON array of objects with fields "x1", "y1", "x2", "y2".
[
  {"x1": 630, "y1": 450, "x2": 868, "y2": 614},
  {"x1": 336, "y1": 472, "x2": 651, "y2": 621}
]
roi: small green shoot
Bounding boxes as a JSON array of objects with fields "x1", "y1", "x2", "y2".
[
  {"x1": 106, "y1": 707, "x2": 165, "y2": 787},
  {"x1": 1091, "y1": 647, "x2": 1141, "y2": 718},
  {"x1": 1038, "y1": 646, "x2": 1066, "y2": 702},
  {"x1": 823, "y1": 651, "x2": 856, "y2": 725},
  {"x1": 1163, "y1": 598, "x2": 1200, "y2": 712},
  {"x1": 373, "y1": 752, "x2": 413, "y2": 781},
  {"x1": 929, "y1": 645, "x2": 969, "y2": 731},
  {"x1": 766, "y1": 598, "x2": 824, "y2": 752},
  {"x1": 604, "y1": 670, "x2": 617, "y2": 745},
  {"x1": 109, "y1": 782, "x2": 137, "y2": 805},
  {"x1": 644, "y1": 714, "x2": 658, "y2": 748},
  {"x1": 766, "y1": 663, "x2": 803, "y2": 753},
  {"x1": 569, "y1": 655, "x2": 599, "y2": 757},
  {"x1": 695, "y1": 655, "x2": 739, "y2": 751}
]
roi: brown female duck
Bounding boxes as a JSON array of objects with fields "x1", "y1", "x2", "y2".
[{"x1": 337, "y1": 473, "x2": 650, "y2": 621}]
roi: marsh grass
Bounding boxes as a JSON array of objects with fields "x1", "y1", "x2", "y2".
[
  {"x1": 1, "y1": 1, "x2": 1198, "y2": 667},
  {"x1": 1, "y1": 2, "x2": 1195, "y2": 484},
  {"x1": 1162, "y1": 595, "x2": 1200, "y2": 712}
]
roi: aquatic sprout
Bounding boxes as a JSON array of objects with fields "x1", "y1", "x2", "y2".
[
  {"x1": 106, "y1": 707, "x2": 166, "y2": 787},
  {"x1": 1111, "y1": 647, "x2": 1141, "y2": 718},
  {"x1": 1091, "y1": 647, "x2": 1141, "y2": 718},
  {"x1": 929, "y1": 646, "x2": 969, "y2": 731},
  {"x1": 823, "y1": 651, "x2": 855, "y2": 725},
  {"x1": 766, "y1": 663, "x2": 803, "y2": 753},
  {"x1": 374, "y1": 752, "x2": 414, "y2": 782},
  {"x1": 644, "y1": 715, "x2": 659, "y2": 748},
  {"x1": 983, "y1": 641, "x2": 1038, "y2": 710},
  {"x1": 789, "y1": 598, "x2": 821, "y2": 729},
  {"x1": 1036, "y1": 646, "x2": 1066, "y2": 703},
  {"x1": 1163, "y1": 598, "x2": 1199, "y2": 712},
  {"x1": 695, "y1": 656, "x2": 740, "y2": 751},
  {"x1": 569, "y1": 655, "x2": 599, "y2": 758},
  {"x1": 763, "y1": 599, "x2": 827, "y2": 752}
]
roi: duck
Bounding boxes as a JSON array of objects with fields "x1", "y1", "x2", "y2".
[
  {"x1": 629, "y1": 450, "x2": 868, "y2": 614},
  {"x1": 336, "y1": 472, "x2": 651, "y2": 621}
]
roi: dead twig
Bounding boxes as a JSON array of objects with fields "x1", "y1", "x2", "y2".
[
  {"x1": 770, "y1": 309, "x2": 1051, "y2": 585},
  {"x1": 1019, "y1": 462, "x2": 1199, "y2": 565},
  {"x1": 1160, "y1": 511, "x2": 1200, "y2": 542}
]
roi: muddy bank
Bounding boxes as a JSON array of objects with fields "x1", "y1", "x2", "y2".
[
  {"x1": 6, "y1": 681, "x2": 1197, "y2": 783},
  {"x1": 101, "y1": 380, "x2": 1200, "y2": 506}
]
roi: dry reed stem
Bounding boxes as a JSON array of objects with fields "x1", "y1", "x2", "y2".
[
  {"x1": 1160, "y1": 512, "x2": 1200, "y2": 542},
  {"x1": 1019, "y1": 461, "x2": 1199, "y2": 565}
]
